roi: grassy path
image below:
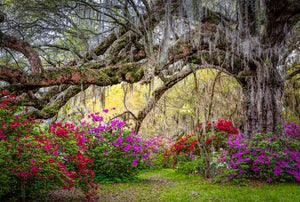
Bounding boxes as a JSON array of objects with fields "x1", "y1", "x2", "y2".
[{"x1": 96, "y1": 169, "x2": 300, "y2": 202}]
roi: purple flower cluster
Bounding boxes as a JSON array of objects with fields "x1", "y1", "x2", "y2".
[
  {"x1": 82, "y1": 113, "x2": 160, "y2": 170},
  {"x1": 87, "y1": 112, "x2": 103, "y2": 122},
  {"x1": 285, "y1": 122, "x2": 300, "y2": 140},
  {"x1": 220, "y1": 128, "x2": 300, "y2": 182}
]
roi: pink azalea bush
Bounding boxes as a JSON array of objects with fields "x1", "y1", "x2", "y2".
[
  {"x1": 0, "y1": 92, "x2": 97, "y2": 201},
  {"x1": 142, "y1": 135, "x2": 174, "y2": 169}
]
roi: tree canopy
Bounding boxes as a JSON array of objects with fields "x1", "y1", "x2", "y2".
[{"x1": 0, "y1": 0, "x2": 299, "y2": 136}]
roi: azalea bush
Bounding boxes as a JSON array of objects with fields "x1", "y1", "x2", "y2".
[
  {"x1": 140, "y1": 136, "x2": 174, "y2": 169},
  {"x1": 162, "y1": 133, "x2": 199, "y2": 169},
  {"x1": 201, "y1": 119, "x2": 239, "y2": 149},
  {"x1": 0, "y1": 92, "x2": 96, "y2": 201},
  {"x1": 82, "y1": 111, "x2": 158, "y2": 182},
  {"x1": 285, "y1": 122, "x2": 300, "y2": 140},
  {"x1": 44, "y1": 122, "x2": 97, "y2": 198},
  {"x1": 163, "y1": 120, "x2": 238, "y2": 176},
  {"x1": 219, "y1": 124, "x2": 300, "y2": 182}
]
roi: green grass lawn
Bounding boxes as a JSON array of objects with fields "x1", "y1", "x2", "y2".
[{"x1": 96, "y1": 169, "x2": 300, "y2": 202}]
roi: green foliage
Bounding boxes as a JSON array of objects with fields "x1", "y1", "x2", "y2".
[{"x1": 176, "y1": 157, "x2": 205, "y2": 175}]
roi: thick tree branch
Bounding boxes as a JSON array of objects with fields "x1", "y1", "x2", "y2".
[
  {"x1": 22, "y1": 85, "x2": 89, "y2": 119},
  {"x1": 0, "y1": 62, "x2": 145, "y2": 87},
  {"x1": 264, "y1": 0, "x2": 300, "y2": 46},
  {"x1": 0, "y1": 31, "x2": 43, "y2": 73},
  {"x1": 84, "y1": 0, "x2": 180, "y2": 61}
]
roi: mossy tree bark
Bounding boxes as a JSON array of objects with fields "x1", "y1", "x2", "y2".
[{"x1": 239, "y1": 65, "x2": 285, "y2": 137}]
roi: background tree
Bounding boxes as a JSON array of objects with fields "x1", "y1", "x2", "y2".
[{"x1": 0, "y1": 0, "x2": 299, "y2": 137}]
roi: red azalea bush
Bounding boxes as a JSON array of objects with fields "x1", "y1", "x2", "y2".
[
  {"x1": 0, "y1": 92, "x2": 97, "y2": 201},
  {"x1": 162, "y1": 134, "x2": 198, "y2": 168},
  {"x1": 198, "y1": 119, "x2": 239, "y2": 150},
  {"x1": 162, "y1": 120, "x2": 238, "y2": 174}
]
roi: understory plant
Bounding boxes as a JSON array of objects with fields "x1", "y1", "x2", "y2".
[
  {"x1": 0, "y1": 92, "x2": 96, "y2": 201},
  {"x1": 82, "y1": 111, "x2": 158, "y2": 182},
  {"x1": 163, "y1": 120, "x2": 238, "y2": 177},
  {"x1": 141, "y1": 136, "x2": 174, "y2": 169},
  {"x1": 219, "y1": 123, "x2": 300, "y2": 182},
  {"x1": 195, "y1": 120, "x2": 239, "y2": 177}
]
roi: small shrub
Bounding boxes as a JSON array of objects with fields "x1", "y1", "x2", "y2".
[{"x1": 176, "y1": 157, "x2": 205, "y2": 175}]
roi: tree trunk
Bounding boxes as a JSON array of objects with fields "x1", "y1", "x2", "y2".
[
  {"x1": 194, "y1": 125, "x2": 211, "y2": 178},
  {"x1": 204, "y1": 155, "x2": 210, "y2": 178},
  {"x1": 241, "y1": 65, "x2": 284, "y2": 138}
]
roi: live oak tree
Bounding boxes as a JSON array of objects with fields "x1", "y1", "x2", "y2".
[{"x1": 0, "y1": 0, "x2": 299, "y2": 137}]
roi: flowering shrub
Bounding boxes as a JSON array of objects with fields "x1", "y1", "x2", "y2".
[
  {"x1": 45, "y1": 122, "x2": 97, "y2": 199},
  {"x1": 82, "y1": 111, "x2": 157, "y2": 182},
  {"x1": 141, "y1": 136, "x2": 174, "y2": 169},
  {"x1": 0, "y1": 92, "x2": 96, "y2": 201},
  {"x1": 162, "y1": 120, "x2": 238, "y2": 173},
  {"x1": 162, "y1": 134, "x2": 199, "y2": 169},
  {"x1": 198, "y1": 119, "x2": 239, "y2": 150},
  {"x1": 285, "y1": 122, "x2": 300, "y2": 140},
  {"x1": 219, "y1": 128, "x2": 300, "y2": 182}
]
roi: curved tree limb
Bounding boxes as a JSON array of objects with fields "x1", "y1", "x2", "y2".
[
  {"x1": 134, "y1": 63, "x2": 221, "y2": 134},
  {"x1": 109, "y1": 110, "x2": 138, "y2": 122},
  {"x1": 0, "y1": 31, "x2": 43, "y2": 73},
  {"x1": 21, "y1": 85, "x2": 89, "y2": 119}
]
